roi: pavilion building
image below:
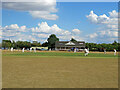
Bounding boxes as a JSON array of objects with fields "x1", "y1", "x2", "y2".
[{"x1": 55, "y1": 41, "x2": 85, "y2": 51}]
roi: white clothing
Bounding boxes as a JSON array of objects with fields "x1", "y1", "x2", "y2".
[
  {"x1": 30, "y1": 48, "x2": 32, "y2": 52},
  {"x1": 22, "y1": 48, "x2": 25, "y2": 52},
  {"x1": 34, "y1": 48, "x2": 36, "y2": 52},
  {"x1": 114, "y1": 49, "x2": 116, "y2": 55},
  {"x1": 84, "y1": 49, "x2": 89, "y2": 56},
  {"x1": 74, "y1": 48, "x2": 76, "y2": 53},
  {"x1": 84, "y1": 49, "x2": 88, "y2": 53},
  {"x1": 11, "y1": 47, "x2": 13, "y2": 51},
  {"x1": 104, "y1": 49, "x2": 106, "y2": 54}
]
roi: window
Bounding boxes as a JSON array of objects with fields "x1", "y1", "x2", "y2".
[{"x1": 79, "y1": 43, "x2": 83, "y2": 44}]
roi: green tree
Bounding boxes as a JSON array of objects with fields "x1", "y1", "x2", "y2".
[
  {"x1": 31, "y1": 41, "x2": 41, "y2": 47},
  {"x1": 70, "y1": 38, "x2": 77, "y2": 43},
  {"x1": 47, "y1": 34, "x2": 59, "y2": 50},
  {"x1": 16, "y1": 41, "x2": 24, "y2": 49},
  {"x1": 112, "y1": 40, "x2": 118, "y2": 45},
  {"x1": 42, "y1": 42, "x2": 48, "y2": 47},
  {"x1": 2, "y1": 40, "x2": 12, "y2": 49}
]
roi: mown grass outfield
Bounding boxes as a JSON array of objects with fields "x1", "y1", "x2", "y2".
[{"x1": 2, "y1": 50, "x2": 119, "y2": 88}]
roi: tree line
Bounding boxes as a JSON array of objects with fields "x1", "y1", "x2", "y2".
[
  {"x1": 85, "y1": 41, "x2": 120, "y2": 51},
  {"x1": 1, "y1": 34, "x2": 120, "y2": 51},
  {"x1": 2, "y1": 40, "x2": 41, "y2": 49},
  {"x1": 1, "y1": 34, "x2": 59, "y2": 50}
]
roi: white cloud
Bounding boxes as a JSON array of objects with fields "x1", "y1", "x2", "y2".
[
  {"x1": 31, "y1": 22, "x2": 83, "y2": 41},
  {"x1": 0, "y1": 26, "x2": 2, "y2": 39},
  {"x1": 9, "y1": 24, "x2": 19, "y2": 29},
  {"x1": 2, "y1": 0, "x2": 58, "y2": 20},
  {"x1": 87, "y1": 10, "x2": 118, "y2": 27},
  {"x1": 99, "y1": 30, "x2": 118, "y2": 37},
  {"x1": 107, "y1": 24, "x2": 117, "y2": 29},
  {"x1": 99, "y1": 30, "x2": 106, "y2": 36},
  {"x1": 31, "y1": 22, "x2": 84, "y2": 41},
  {"x1": 97, "y1": 14, "x2": 109, "y2": 24},
  {"x1": 2, "y1": 21, "x2": 117, "y2": 43},
  {"x1": 61, "y1": 30, "x2": 71, "y2": 36},
  {"x1": 87, "y1": 33, "x2": 98, "y2": 39},
  {"x1": 32, "y1": 22, "x2": 51, "y2": 33},
  {"x1": 86, "y1": 11, "x2": 110, "y2": 24},
  {"x1": 31, "y1": 22, "x2": 72, "y2": 36},
  {"x1": 29, "y1": 11, "x2": 58, "y2": 20},
  {"x1": 32, "y1": 33, "x2": 50, "y2": 38},
  {"x1": 109, "y1": 10, "x2": 118, "y2": 18},
  {"x1": 72, "y1": 29, "x2": 81, "y2": 34},
  {"x1": 86, "y1": 10, "x2": 118, "y2": 42},
  {"x1": 2, "y1": 24, "x2": 27, "y2": 32},
  {"x1": 2, "y1": 22, "x2": 84, "y2": 43},
  {"x1": 3, "y1": 1, "x2": 57, "y2": 12},
  {"x1": 51, "y1": 24, "x2": 63, "y2": 34},
  {"x1": 86, "y1": 11, "x2": 98, "y2": 24},
  {"x1": 20, "y1": 26, "x2": 26, "y2": 30}
]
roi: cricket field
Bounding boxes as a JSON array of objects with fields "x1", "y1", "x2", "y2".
[{"x1": 2, "y1": 50, "x2": 119, "y2": 88}]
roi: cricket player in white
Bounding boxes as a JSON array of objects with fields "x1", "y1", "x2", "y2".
[
  {"x1": 87, "y1": 48, "x2": 89, "y2": 53},
  {"x1": 11, "y1": 47, "x2": 13, "y2": 52},
  {"x1": 34, "y1": 48, "x2": 36, "y2": 52},
  {"x1": 74, "y1": 48, "x2": 76, "y2": 53},
  {"x1": 30, "y1": 47, "x2": 32, "y2": 52},
  {"x1": 22, "y1": 48, "x2": 25, "y2": 52},
  {"x1": 114, "y1": 49, "x2": 116, "y2": 55},
  {"x1": 104, "y1": 49, "x2": 106, "y2": 54},
  {"x1": 49, "y1": 48, "x2": 51, "y2": 51},
  {"x1": 88, "y1": 48, "x2": 89, "y2": 52},
  {"x1": 84, "y1": 48, "x2": 89, "y2": 56}
]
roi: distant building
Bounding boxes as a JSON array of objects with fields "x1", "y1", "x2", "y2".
[
  {"x1": 55, "y1": 41, "x2": 85, "y2": 51},
  {"x1": 31, "y1": 47, "x2": 48, "y2": 51}
]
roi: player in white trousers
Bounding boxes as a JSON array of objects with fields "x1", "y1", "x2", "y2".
[
  {"x1": 22, "y1": 48, "x2": 25, "y2": 52},
  {"x1": 84, "y1": 48, "x2": 89, "y2": 56},
  {"x1": 104, "y1": 48, "x2": 106, "y2": 54},
  {"x1": 30, "y1": 47, "x2": 32, "y2": 52},
  {"x1": 114, "y1": 49, "x2": 116, "y2": 55},
  {"x1": 34, "y1": 48, "x2": 36, "y2": 52},
  {"x1": 74, "y1": 48, "x2": 77, "y2": 53},
  {"x1": 11, "y1": 47, "x2": 13, "y2": 52}
]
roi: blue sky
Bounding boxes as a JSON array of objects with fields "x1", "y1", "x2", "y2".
[{"x1": 2, "y1": 2, "x2": 118, "y2": 43}]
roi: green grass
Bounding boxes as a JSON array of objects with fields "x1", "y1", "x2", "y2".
[
  {"x1": 2, "y1": 51, "x2": 118, "y2": 88},
  {"x1": 2, "y1": 56, "x2": 118, "y2": 88},
  {"x1": 2, "y1": 51, "x2": 119, "y2": 58}
]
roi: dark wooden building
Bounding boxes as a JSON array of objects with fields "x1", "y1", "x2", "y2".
[{"x1": 55, "y1": 41, "x2": 85, "y2": 51}]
